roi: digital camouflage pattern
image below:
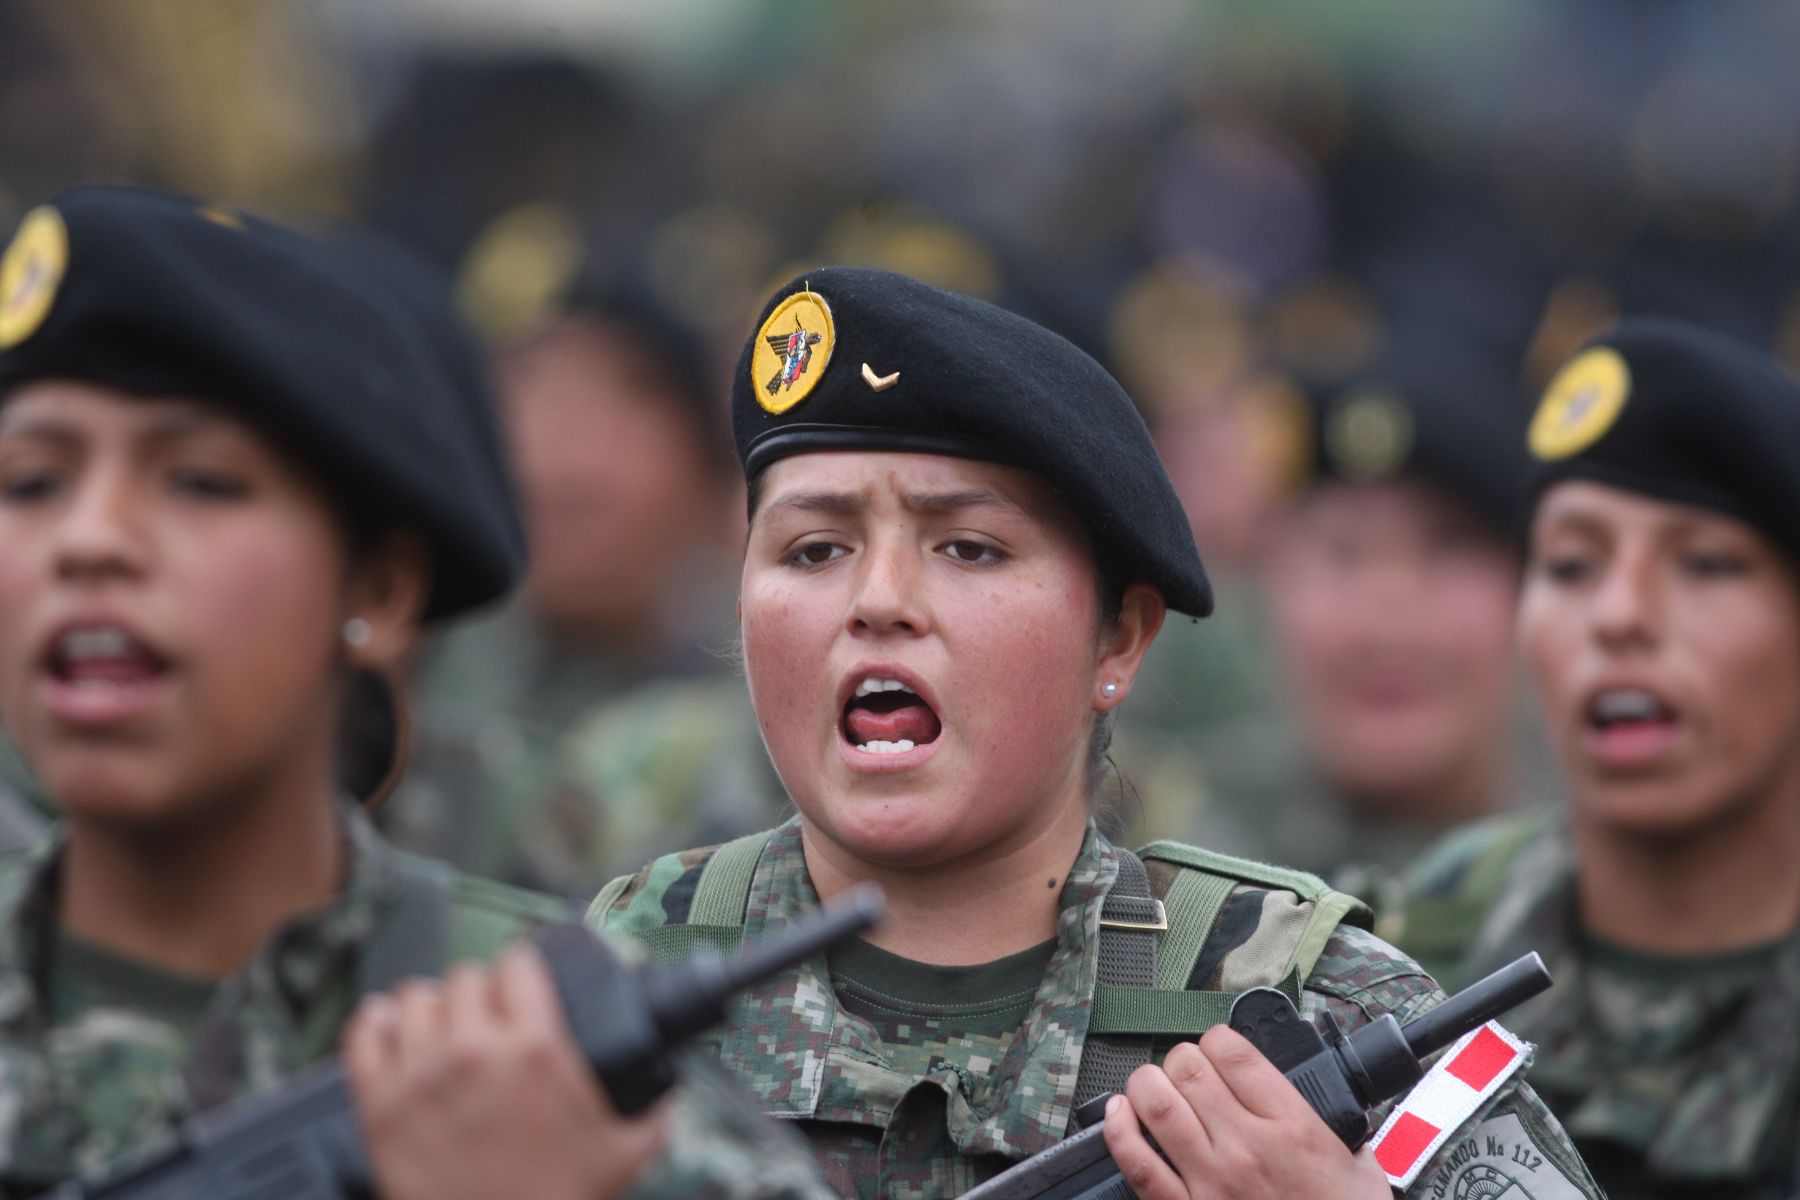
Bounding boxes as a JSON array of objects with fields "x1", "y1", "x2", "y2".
[
  {"x1": 1393, "y1": 809, "x2": 1800, "y2": 1200},
  {"x1": 0, "y1": 806, "x2": 831, "y2": 1200},
  {"x1": 594, "y1": 818, "x2": 1602, "y2": 1200}
]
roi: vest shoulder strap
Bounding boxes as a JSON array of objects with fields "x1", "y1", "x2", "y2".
[
  {"x1": 1082, "y1": 846, "x2": 1371, "y2": 1039},
  {"x1": 357, "y1": 851, "x2": 453, "y2": 996},
  {"x1": 689, "y1": 828, "x2": 772, "y2": 925},
  {"x1": 1138, "y1": 839, "x2": 1346, "y2": 906},
  {"x1": 625, "y1": 828, "x2": 773, "y2": 962}
]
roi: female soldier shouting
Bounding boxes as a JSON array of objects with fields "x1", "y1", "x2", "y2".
[
  {"x1": 1394, "y1": 318, "x2": 1800, "y2": 1199},
  {"x1": 568, "y1": 268, "x2": 1601, "y2": 1200},
  {"x1": 0, "y1": 186, "x2": 827, "y2": 1200}
]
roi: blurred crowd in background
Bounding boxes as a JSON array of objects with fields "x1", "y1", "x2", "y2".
[{"x1": 4, "y1": 0, "x2": 1798, "y2": 905}]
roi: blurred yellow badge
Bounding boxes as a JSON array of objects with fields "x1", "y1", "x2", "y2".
[
  {"x1": 1530, "y1": 346, "x2": 1630, "y2": 460},
  {"x1": 752, "y1": 289, "x2": 834, "y2": 414},
  {"x1": 1326, "y1": 388, "x2": 1414, "y2": 481},
  {"x1": 0, "y1": 207, "x2": 69, "y2": 350}
]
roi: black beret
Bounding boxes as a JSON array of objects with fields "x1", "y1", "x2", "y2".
[
  {"x1": 0, "y1": 185, "x2": 524, "y2": 621},
  {"x1": 1296, "y1": 344, "x2": 1528, "y2": 541},
  {"x1": 1527, "y1": 316, "x2": 1800, "y2": 563},
  {"x1": 731, "y1": 267, "x2": 1212, "y2": 617}
]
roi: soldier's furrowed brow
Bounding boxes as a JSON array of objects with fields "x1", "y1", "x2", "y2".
[
  {"x1": 764, "y1": 491, "x2": 864, "y2": 518},
  {"x1": 901, "y1": 488, "x2": 1025, "y2": 518}
]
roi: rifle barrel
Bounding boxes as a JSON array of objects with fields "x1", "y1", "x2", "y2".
[{"x1": 1401, "y1": 953, "x2": 1551, "y2": 1059}]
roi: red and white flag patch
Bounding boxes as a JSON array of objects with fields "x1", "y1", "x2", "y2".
[{"x1": 1368, "y1": 1021, "x2": 1529, "y2": 1188}]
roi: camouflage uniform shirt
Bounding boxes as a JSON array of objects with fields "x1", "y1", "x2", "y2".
[
  {"x1": 596, "y1": 818, "x2": 1603, "y2": 1200},
  {"x1": 1395, "y1": 810, "x2": 1800, "y2": 1200},
  {"x1": 0, "y1": 807, "x2": 831, "y2": 1200}
]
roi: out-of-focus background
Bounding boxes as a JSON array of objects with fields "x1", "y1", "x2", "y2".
[{"x1": 5, "y1": 0, "x2": 1798, "y2": 900}]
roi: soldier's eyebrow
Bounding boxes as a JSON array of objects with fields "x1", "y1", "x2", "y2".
[
  {"x1": 762, "y1": 487, "x2": 1026, "y2": 520},
  {"x1": 0, "y1": 413, "x2": 82, "y2": 445},
  {"x1": 763, "y1": 491, "x2": 863, "y2": 517},
  {"x1": 898, "y1": 487, "x2": 1024, "y2": 518},
  {"x1": 1538, "y1": 507, "x2": 1609, "y2": 541}
]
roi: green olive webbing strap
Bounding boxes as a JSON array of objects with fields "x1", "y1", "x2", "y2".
[
  {"x1": 1079, "y1": 844, "x2": 1368, "y2": 1043},
  {"x1": 626, "y1": 829, "x2": 771, "y2": 963},
  {"x1": 358, "y1": 851, "x2": 453, "y2": 994}
]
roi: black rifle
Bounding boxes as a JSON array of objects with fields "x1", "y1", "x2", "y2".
[
  {"x1": 960, "y1": 952, "x2": 1552, "y2": 1200},
  {"x1": 42, "y1": 886, "x2": 886, "y2": 1200}
]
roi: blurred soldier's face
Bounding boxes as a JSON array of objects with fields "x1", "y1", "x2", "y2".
[
  {"x1": 0, "y1": 381, "x2": 369, "y2": 824},
  {"x1": 739, "y1": 452, "x2": 1161, "y2": 871},
  {"x1": 1266, "y1": 479, "x2": 1520, "y2": 820},
  {"x1": 502, "y1": 319, "x2": 721, "y2": 644},
  {"x1": 1154, "y1": 399, "x2": 1286, "y2": 575},
  {"x1": 1522, "y1": 482, "x2": 1800, "y2": 839}
]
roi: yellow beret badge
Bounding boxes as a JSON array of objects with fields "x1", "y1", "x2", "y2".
[
  {"x1": 752, "y1": 289, "x2": 835, "y2": 414},
  {"x1": 1530, "y1": 346, "x2": 1630, "y2": 460},
  {"x1": 0, "y1": 207, "x2": 69, "y2": 350},
  {"x1": 1326, "y1": 388, "x2": 1414, "y2": 482}
]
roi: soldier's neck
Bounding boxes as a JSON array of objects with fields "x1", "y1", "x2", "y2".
[
  {"x1": 1572, "y1": 778, "x2": 1800, "y2": 955},
  {"x1": 799, "y1": 799, "x2": 1090, "y2": 966},
  {"x1": 57, "y1": 760, "x2": 344, "y2": 980}
]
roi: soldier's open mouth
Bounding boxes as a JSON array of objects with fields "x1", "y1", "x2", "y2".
[
  {"x1": 1585, "y1": 686, "x2": 1678, "y2": 732},
  {"x1": 841, "y1": 676, "x2": 942, "y2": 754},
  {"x1": 45, "y1": 623, "x2": 171, "y2": 686}
]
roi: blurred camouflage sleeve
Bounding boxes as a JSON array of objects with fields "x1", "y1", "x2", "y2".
[
  {"x1": 586, "y1": 845, "x2": 720, "y2": 932},
  {"x1": 1303, "y1": 924, "x2": 1603, "y2": 1199}
]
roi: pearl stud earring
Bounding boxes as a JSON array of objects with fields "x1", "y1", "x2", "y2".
[
  {"x1": 1102, "y1": 682, "x2": 1119, "y2": 698},
  {"x1": 344, "y1": 617, "x2": 373, "y2": 649}
]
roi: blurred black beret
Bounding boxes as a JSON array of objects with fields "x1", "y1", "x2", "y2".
[
  {"x1": 0, "y1": 185, "x2": 524, "y2": 621},
  {"x1": 1527, "y1": 316, "x2": 1800, "y2": 562},
  {"x1": 731, "y1": 267, "x2": 1212, "y2": 617},
  {"x1": 1296, "y1": 343, "x2": 1528, "y2": 542}
]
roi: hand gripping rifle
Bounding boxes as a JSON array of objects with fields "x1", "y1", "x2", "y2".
[
  {"x1": 42, "y1": 886, "x2": 886, "y2": 1200},
  {"x1": 960, "y1": 952, "x2": 1552, "y2": 1200}
]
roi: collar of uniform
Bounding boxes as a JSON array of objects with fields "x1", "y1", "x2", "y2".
[
  {"x1": 1467, "y1": 824, "x2": 1800, "y2": 1182},
  {"x1": 715, "y1": 817, "x2": 1119, "y2": 1158},
  {"x1": 259, "y1": 802, "x2": 397, "y2": 1004},
  {"x1": 176, "y1": 802, "x2": 406, "y2": 1108}
]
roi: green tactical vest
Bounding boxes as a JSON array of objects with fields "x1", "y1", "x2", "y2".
[{"x1": 591, "y1": 830, "x2": 1371, "y2": 1067}]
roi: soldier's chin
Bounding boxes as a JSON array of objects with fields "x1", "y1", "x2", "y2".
[{"x1": 815, "y1": 800, "x2": 980, "y2": 870}]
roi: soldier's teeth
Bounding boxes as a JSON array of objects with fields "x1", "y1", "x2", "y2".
[
  {"x1": 855, "y1": 740, "x2": 916, "y2": 755},
  {"x1": 60, "y1": 628, "x2": 134, "y2": 661},
  {"x1": 854, "y1": 677, "x2": 915, "y2": 698},
  {"x1": 1593, "y1": 689, "x2": 1667, "y2": 723}
]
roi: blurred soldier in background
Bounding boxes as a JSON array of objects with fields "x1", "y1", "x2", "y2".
[
  {"x1": 1117, "y1": 338, "x2": 1539, "y2": 901},
  {"x1": 1103, "y1": 264, "x2": 1293, "y2": 751},
  {"x1": 383, "y1": 206, "x2": 755, "y2": 891},
  {"x1": 1394, "y1": 320, "x2": 1800, "y2": 1200}
]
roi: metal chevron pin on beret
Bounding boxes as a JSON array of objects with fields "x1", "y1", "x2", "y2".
[{"x1": 862, "y1": 362, "x2": 900, "y2": 391}]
